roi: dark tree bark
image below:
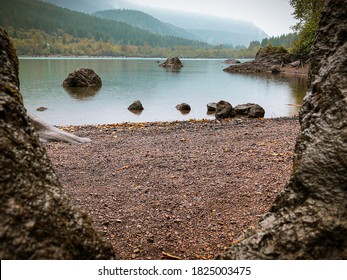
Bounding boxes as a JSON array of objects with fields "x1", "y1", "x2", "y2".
[
  {"x1": 217, "y1": 0, "x2": 347, "y2": 259},
  {"x1": 0, "y1": 28, "x2": 115, "y2": 259}
]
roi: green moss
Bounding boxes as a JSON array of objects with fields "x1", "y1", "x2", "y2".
[
  {"x1": 255, "y1": 45, "x2": 288, "y2": 59},
  {"x1": 0, "y1": 84, "x2": 23, "y2": 105}
]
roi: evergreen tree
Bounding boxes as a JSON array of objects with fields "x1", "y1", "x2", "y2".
[{"x1": 289, "y1": 0, "x2": 325, "y2": 56}]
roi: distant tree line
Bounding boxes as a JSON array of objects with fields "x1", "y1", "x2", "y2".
[
  {"x1": 6, "y1": 27, "x2": 261, "y2": 58},
  {"x1": 260, "y1": 33, "x2": 299, "y2": 48},
  {"x1": 6, "y1": 27, "x2": 299, "y2": 58},
  {"x1": 1, "y1": 0, "x2": 301, "y2": 58}
]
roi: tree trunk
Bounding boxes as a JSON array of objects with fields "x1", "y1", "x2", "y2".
[
  {"x1": 217, "y1": 0, "x2": 347, "y2": 259},
  {"x1": 0, "y1": 28, "x2": 114, "y2": 259}
]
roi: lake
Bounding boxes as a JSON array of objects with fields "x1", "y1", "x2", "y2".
[{"x1": 19, "y1": 57, "x2": 307, "y2": 126}]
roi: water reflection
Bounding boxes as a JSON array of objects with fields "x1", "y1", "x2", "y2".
[
  {"x1": 128, "y1": 109, "x2": 143, "y2": 116},
  {"x1": 19, "y1": 58, "x2": 309, "y2": 125},
  {"x1": 227, "y1": 72, "x2": 308, "y2": 106},
  {"x1": 163, "y1": 68, "x2": 182, "y2": 73},
  {"x1": 63, "y1": 87, "x2": 100, "y2": 100},
  {"x1": 178, "y1": 110, "x2": 191, "y2": 115}
]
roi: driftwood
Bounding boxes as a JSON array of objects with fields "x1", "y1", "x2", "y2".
[
  {"x1": 290, "y1": 60, "x2": 304, "y2": 68},
  {"x1": 28, "y1": 112, "x2": 91, "y2": 144}
]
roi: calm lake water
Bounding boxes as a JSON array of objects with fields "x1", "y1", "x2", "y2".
[{"x1": 19, "y1": 57, "x2": 307, "y2": 126}]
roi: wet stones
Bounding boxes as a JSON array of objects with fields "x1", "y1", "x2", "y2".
[
  {"x1": 125, "y1": 100, "x2": 265, "y2": 119},
  {"x1": 215, "y1": 100, "x2": 237, "y2": 120},
  {"x1": 234, "y1": 103, "x2": 265, "y2": 118},
  {"x1": 128, "y1": 100, "x2": 144, "y2": 111},
  {"x1": 176, "y1": 103, "x2": 191, "y2": 113},
  {"x1": 36, "y1": 106, "x2": 48, "y2": 112}
]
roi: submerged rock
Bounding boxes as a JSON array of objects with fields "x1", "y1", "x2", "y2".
[{"x1": 224, "y1": 59, "x2": 241, "y2": 64}]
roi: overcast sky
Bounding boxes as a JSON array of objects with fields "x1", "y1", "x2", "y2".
[{"x1": 127, "y1": 0, "x2": 297, "y2": 36}]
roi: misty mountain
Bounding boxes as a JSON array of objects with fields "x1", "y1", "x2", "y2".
[
  {"x1": 40, "y1": 0, "x2": 124, "y2": 14},
  {"x1": 92, "y1": 10, "x2": 197, "y2": 40},
  {"x1": 142, "y1": 9, "x2": 268, "y2": 46},
  {"x1": 40, "y1": 0, "x2": 268, "y2": 46},
  {"x1": 0, "y1": 0, "x2": 205, "y2": 48}
]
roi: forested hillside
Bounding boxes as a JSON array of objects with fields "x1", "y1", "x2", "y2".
[
  {"x1": 0, "y1": 0, "x2": 298, "y2": 57},
  {"x1": 0, "y1": 0, "x2": 205, "y2": 48},
  {"x1": 42, "y1": 0, "x2": 118, "y2": 14}
]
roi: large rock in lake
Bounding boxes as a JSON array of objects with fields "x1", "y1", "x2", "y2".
[
  {"x1": 215, "y1": 100, "x2": 236, "y2": 120},
  {"x1": 217, "y1": 0, "x2": 347, "y2": 260},
  {"x1": 0, "y1": 28, "x2": 114, "y2": 259},
  {"x1": 62, "y1": 67, "x2": 102, "y2": 88}
]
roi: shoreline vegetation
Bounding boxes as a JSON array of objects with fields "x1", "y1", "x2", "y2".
[
  {"x1": 46, "y1": 117, "x2": 300, "y2": 259},
  {"x1": 8, "y1": 29, "x2": 294, "y2": 59}
]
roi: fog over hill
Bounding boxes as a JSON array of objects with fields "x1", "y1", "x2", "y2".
[
  {"x1": 41, "y1": 0, "x2": 126, "y2": 13},
  {"x1": 92, "y1": 10, "x2": 198, "y2": 40},
  {"x1": 42, "y1": 0, "x2": 268, "y2": 46}
]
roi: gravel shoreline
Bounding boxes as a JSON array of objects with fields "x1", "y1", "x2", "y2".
[{"x1": 45, "y1": 117, "x2": 300, "y2": 260}]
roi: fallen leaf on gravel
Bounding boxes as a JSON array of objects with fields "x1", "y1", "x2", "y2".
[
  {"x1": 179, "y1": 138, "x2": 189, "y2": 142},
  {"x1": 115, "y1": 165, "x2": 131, "y2": 171},
  {"x1": 161, "y1": 252, "x2": 181, "y2": 260},
  {"x1": 229, "y1": 237, "x2": 246, "y2": 245}
]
